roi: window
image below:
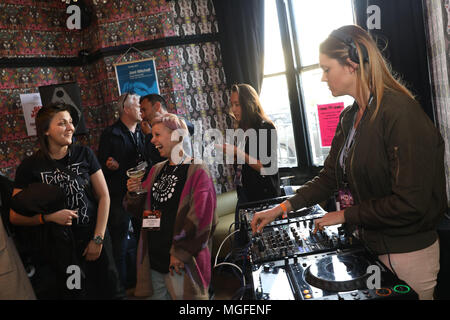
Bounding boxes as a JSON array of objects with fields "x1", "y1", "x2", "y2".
[{"x1": 260, "y1": 0, "x2": 355, "y2": 168}]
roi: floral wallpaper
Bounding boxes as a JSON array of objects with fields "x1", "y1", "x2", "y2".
[
  {"x1": 0, "y1": 0, "x2": 235, "y2": 194},
  {"x1": 0, "y1": 1, "x2": 80, "y2": 58}
]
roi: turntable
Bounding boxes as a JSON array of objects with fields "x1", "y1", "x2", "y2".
[
  {"x1": 252, "y1": 248, "x2": 418, "y2": 300},
  {"x1": 303, "y1": 252, "x2": 370, "y2": 292}
]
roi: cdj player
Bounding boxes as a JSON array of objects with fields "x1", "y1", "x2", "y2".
[
  {"x1": 251, "y1": 248, "x2": 416, "y2": 300},
  {"x1": 239, "y1": 196, "x2": 360, "y2": 264},
  {"x1": 246, "y1": 211, "x2": 360, "y2": 264},
  {"x1": 238, "y1": 196, "x2": 418, "y2": 301}
]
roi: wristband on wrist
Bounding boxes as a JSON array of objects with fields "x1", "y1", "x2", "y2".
[
  {"x1": 279, "y1": 202, "x2": 288, "y2": 218},
  {"x1": 39, "y1": 214, "x2": 45, "y2": 224}
]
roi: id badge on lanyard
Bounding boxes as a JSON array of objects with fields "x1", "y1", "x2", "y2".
[
  {"x1": 142, "y1": 209, "x2": 161, "y2": 231},
  {"x1": 335, "y1": 187, "x2": 354, "y2": 211}
]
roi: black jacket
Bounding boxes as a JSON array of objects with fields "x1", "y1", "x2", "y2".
[
  {"x1": 288, "y1": 89, "x2": 447, "y2": 254},
  {"x1": 98, "y1": 120, "x2": 152, "y2": 200},
  {"x1": 240, "y1": 120, "x2": 280, "y2": 202}
]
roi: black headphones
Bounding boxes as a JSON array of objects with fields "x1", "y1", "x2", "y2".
[{"x1": 330, "y1": 29, "x2": 369, "y2": 64}]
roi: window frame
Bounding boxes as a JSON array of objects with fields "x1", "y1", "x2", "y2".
[{"x1": 263, "y1": 0, "x2": 355, "y2": 170}]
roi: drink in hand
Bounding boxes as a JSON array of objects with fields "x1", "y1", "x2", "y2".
[{"x1": 126, "y1": 167, "x2": 146, "y2": 194}]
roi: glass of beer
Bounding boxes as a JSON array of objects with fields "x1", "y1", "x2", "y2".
[{"x1": 126, "y1": 166, "x2": 146, "y2": 194}]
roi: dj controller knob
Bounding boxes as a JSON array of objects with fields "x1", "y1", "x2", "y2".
[
  {"x1": 257, "y1": 238, "x2": 266, "y2": 252},
  {"x1": 253, "y1": 236, "x2": 265, "y2": 251},
  {"x1": 327, "y1": 237, "x2": 333, "y2": 247},
  {"x1": 255, "y1": 287, "x2": 264, "y2": 300},
  {"x1": 336, "y1": 237, "x2": 342, "y2": 249}
]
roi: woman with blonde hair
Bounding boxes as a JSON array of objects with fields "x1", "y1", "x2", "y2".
[
  {"x1": 251, "y1": 25, "x2": 447, "y2": 300},
  {"x1": 126, "y1": 113, "x2": 217, "y2": 300}
]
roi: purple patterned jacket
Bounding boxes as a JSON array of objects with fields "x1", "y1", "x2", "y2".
[{"x1": 125, "y1": 160, "x2": 217, "y2": 299}]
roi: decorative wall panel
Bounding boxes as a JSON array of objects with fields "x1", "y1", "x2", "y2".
[{"x1": 0, "y1": 0, "x2": 235, "y2": 194}]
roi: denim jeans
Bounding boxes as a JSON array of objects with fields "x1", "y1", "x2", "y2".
[
  {"x1": 108, "y1": 200, "x2": 134, "y2": 289},
  {"x1": 149, "y1": 269, "x2": 172, "y2": 300}
]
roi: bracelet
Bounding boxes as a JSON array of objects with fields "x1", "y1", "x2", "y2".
[
  {"x1": 39, "y1": 214, "x2": 45, "y2": 224},
  {"x1": 279, "y1": 202, "x2": 288, "y2": 215}
]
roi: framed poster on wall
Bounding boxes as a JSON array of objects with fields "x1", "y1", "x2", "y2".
[{"x1": 114, "y1": 58, "x2": 160, "y2": 96}]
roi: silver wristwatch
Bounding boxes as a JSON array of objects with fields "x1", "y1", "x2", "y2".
[{"x1": 93, "y1": 235, "x2": 104, "y2": 245}]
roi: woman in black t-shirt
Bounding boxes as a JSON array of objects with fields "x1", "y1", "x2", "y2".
[
  {"x1": 222, "y1": 84, "x2": 280, "y2": 203},
  {"x1": 126, "y1": 113, "x2": 217, "y2": 300},
  {"x1": 10, "y1": 103, "x2": 124, "y2": 299}
]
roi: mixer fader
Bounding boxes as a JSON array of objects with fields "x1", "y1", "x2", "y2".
[{"x1": 248, "y1": 213, "x2": 358, "y2": 264}]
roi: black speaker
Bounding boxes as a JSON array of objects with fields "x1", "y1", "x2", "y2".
[
  {"x1": 38, "y1": 82, "x2": 88, "y2": 135},
  {"x1": 330, "y1": 29, "x2": 369, "y2": 64}
]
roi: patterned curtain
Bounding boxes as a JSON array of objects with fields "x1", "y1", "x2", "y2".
[{"x1": 422, "y1": 0, "x2": 450, "y2": 207}]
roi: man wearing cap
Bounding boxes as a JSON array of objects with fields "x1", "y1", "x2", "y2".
[{"x1": 98, "y1": 93, "x2": 152, "y2": 291}]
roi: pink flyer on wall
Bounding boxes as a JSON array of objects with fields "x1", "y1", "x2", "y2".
[{"x1": 317, "y1": 102, "x2": 345, "y2": 147}]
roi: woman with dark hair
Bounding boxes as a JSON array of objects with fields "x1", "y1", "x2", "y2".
[
  {"x1": 227, "y1": 84, "x2": 280, "y2": 202},
  {"x1": 251, "y1": 25, "x2": 447, "y2": 300},
  {"x1": 219, "y1": 84, "x2": 280, "y2": 243},
  {"x1": 10, "y1": 103, "x2": 124, "y2": 299}
]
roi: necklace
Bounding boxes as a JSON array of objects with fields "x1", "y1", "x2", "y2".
[
  {"x1": 166, "y1": 154, "x2": 186, "y2": 172},
  {"x1": 152, "y1": 154, "x2": 187, "y2": 205}
]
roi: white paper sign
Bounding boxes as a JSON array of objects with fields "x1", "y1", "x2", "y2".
[{"x1": 20, "y1": 93, "x2": 43, "y2": 136}]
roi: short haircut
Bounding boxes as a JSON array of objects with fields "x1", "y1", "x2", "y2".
[
  {"x1": 117, "y1": 92, "x2": 140, "y2": 116},
  {"x1": 140, "y1": 93, "x2": 167, "y2": 112},
  {"x1": 151, "y1": 113, "x2": 187, "y2": 132}
]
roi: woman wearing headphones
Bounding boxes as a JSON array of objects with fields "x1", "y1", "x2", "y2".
[{"x1": 251, "y1": 25, "x2": 447, "y2": 300}]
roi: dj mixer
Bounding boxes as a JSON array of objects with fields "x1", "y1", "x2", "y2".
[{"x1": 237, "y1": 197, "x2": 418, "y2": 300}]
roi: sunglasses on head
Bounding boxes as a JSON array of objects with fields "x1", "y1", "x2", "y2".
[{"x1": 121, "y1": 92, "x2": 136, "y2": 110}]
